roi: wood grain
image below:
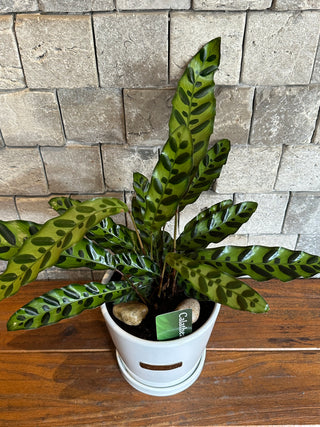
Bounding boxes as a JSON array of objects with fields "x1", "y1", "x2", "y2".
[
  {"x1": 1, "y1": 351, "x2": 319, "y2": 426},
  {"x1": 1, "y1": 279, "x2": 320, "y2": 351},
  {"x1": 1, "y1": 278, "x2": 320, "y2": 425}
]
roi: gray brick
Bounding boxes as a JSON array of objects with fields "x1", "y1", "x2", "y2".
[
  {"x1": 170, "y1": 12, "x2": 246, "y2": 85},
  {"x1": 251, "y1": 86, "x2": 320, "y2": 145},
  {"x1": 0, "y1": 147, "x2": 48, "y2": 195},
  {"x1": 58, "y1": 88, "x2": 124, "y2": 144},
  {"x1": 283, "y1": 193, "x2": 320, "y2": 234},
  {"x1": 0, "y1": 0, "x2": 38, "y2": 12},
  {"x1": 117, "y1": 0, "x2": 190, "y2": 8},
  {"x1": 0, "y1": 90, "x2": 64, "y2": 147},
  {"x1": 0, "y1": 197, "x2": 19, "y2": 220},
  {"x1": 94, "y1": 13, "x2": 168, "y2": 88},
  {"x1": 41, "y1": 145, "x2": 104, "y2": 193},
  {"x1": 275, "y1": 145, "x2": 320, "y2": 191},
  {"x1": 193, "y1": 0, "x2": 272, "y2": 10},
  {"x1": 101, "y1": 145, "x2": 159, "y2": 191},
  {"x1": 213, "y1": 86, "x2": 254, "y2": 145},
  {"x1": 16, "y1": 196, "x2": 59, "y2": 223},
  {"x1": 46, "y1": 267, "x2": 93, "y2": 281},
  {"x1": 312, "y1": 43, "x2": 320, "y2": 83},
  {"x1": 209, "y1": 234, "x2": 248, "y2": 247},
  {"x1": 248, "y1": 234, "x2": 297, "y2": 250},
  {"x1": 296, "y1": 234, "x2": 320, "y2": 254},
  {"x1": 0, "y1": 16, "x2": 25, "y2": 89},
  {"x1": 274, "y1": 0, "x2": 320, "y2": 9},
  {"x1": 15, "y1": 14, "x2": 98, "y2": 89},
  {"x1": 124, "y1": 89, "x2": 174, "y2": 145},
  {"x1": 234, "y1": 193, "x2": 289, "y2": 234},
  {"x1": 242, "y1": 11, "x2": 320, "y2": 85},
  {"x1": 215, "y1": 145, "x2": 282, "y2": 193},
  {"x1": 39, "y1": 0, "x2": 114, "y2": 12}
]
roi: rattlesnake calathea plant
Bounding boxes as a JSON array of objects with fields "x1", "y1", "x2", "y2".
[{"x1": 1, "y1": 37, "x2": 320, "y2": 333}]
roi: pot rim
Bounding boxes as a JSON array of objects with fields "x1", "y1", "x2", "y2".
[{"x1": 100, "y1": 301, "x2": 221, "y2": 347}]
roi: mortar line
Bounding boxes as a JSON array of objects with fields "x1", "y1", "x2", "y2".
[
  {"x1": 12, "y1": 13, "x2": 27, "y2": 88},
  {"x1": 311, "y1": 106, "x2": 320, "y2": 143},
  {"x1": 97, "y1": 143, "x2": 107, "y2": 194},
  {"x1": 38, "y1": 145, "x2": 50, "y2": 193},
  {"x1": 55, "y1": 90, "x2": 67, "y2": 142},
  {"x1": 239, "y1": 11, "x2": 248, "y2": 84},
  {"x1": 247, "y1": 86, "x2": 256, "y2": 145},
  {"x1": 121, "y1": 88, "x2": 128, "y2": 144},
  {"x1": 280, "y1": 190, "x2": 292, "y2": 234},
  {"x1": 13, "y1": 195, "x2": 21, "y2": 220},
  {"x1": 273, "y1": 143, "x2": 285, "y2": 191},
  {"x1": 167, "y1": 11, "x2": 171, "y2": 85},
  {"x1": 91, "y1": 12, "x2": 101, "y2": 88}
]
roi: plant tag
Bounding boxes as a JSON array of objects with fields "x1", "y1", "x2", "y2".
[{"x1": 156, "y1": 309, "x2": 192, "y2": 341}]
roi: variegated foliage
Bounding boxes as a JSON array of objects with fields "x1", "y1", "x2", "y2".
[{"x1": 1, "y1": 37, "x2": 320, "y2": 332}]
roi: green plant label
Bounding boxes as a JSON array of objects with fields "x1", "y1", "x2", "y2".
[{"x1": 156, "y1": 308, "x2": 192, "y2": 341}]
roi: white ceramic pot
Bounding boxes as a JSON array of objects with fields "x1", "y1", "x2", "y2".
[{"x1": 101, "y1": 297, "x2": 220, "y2": 396}]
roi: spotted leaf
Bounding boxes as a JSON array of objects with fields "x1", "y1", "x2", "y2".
[
  {"x1": 49, "y1": 196, "x2": 81, "y2": 215},
  {"x1": 169, "y1": 38, "x2": 221, "y2": 171},
  {"x1": 7, "y1": 281, "x2": 132, "y2": 330},
  {"x1": 166, "y1": 253, "x2": 269, "y2": 313},
  {"x1": 177, "y1": 201, "x2": 258, "y2": 251},
  {"x1": 0, "y1": 197, "x2": 128, "y2": 301},
  {"x1": 191, "y1": 246, "x2": 320, "y2": 282},
  {"x1": 144, "y1": 125, "x2": 193, "y2": 230},
  {"x1": 56, "y1": 239, "x2": 160, "y2": 277},
  {"x1": 179, "y1": 139, "x2": 230, "y2": 211},
  {"x1": 0, "y1": 220, "x2": 41, "y2": 260}
]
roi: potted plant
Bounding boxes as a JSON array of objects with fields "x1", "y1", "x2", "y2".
[{"x1": 0, "y1": 38, "x2": 319, "y2": 396}]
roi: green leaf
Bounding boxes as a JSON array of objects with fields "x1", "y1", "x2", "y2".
[
  {"x1": 177, "y1": 201, "x2": 258, "y2": 251},
  {"x1": 49, "y1": 196, "x2": 81, "y2": 214},
  {"x1": 7, "y1": 281, "x2": 132, "y2": 330},
  {"x1": 169, "y1": 38, "x2": 221, "y2": 171},
  {"x1": 0, "y1": 197, "x2": 128, "y2": 301},
  {"x1": 56, "y1": 239, "x2": 160, "y2": 277},
  {"x1": 179, "y1": 139, "x2": 230, "y2": 211},
  {"x1": 166, "y1": 253, "x2": 269, "y2": 313},
  {"x1": 50, "y1": 196, "x2": 137, "y2": 253},
  {"x1": 86, "y1": 217, "x2": 138, "y2": 253},
  {"x1": 0, "y1": 220, "x2": 41, "y2": 260},
  {"x1": 144, "y1": 125, "x2": 193, "y2": 230},
  {"x1": 190, "y1": 246, "x2": 320, "y2": 282},
  {"x1": 133, "y1": 172, "x2": 149, "y2": 214}
]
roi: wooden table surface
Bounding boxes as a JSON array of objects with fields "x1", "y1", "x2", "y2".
[{"x1": 1, "y1": 278, "x2": 320, "y2": 426}]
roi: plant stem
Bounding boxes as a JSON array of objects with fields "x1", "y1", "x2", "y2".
[
  {"x1": 157, "y1": 261, "x2": 167, "y2": 298},
  {"x1": 128, "y1": 210, "x2": 146, "y2": 255},
  {"x1": 173, "y1": 207, "x2": 179, "y2": 253}
]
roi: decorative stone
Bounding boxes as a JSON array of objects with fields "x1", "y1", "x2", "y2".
[
  {"x1": 275, "y1": 145, "x2": 320, "y2": 192},
  {"x1": 39, "y1": 0, "x2": 114, "y2": 12},
  {"x1": 101, "y1": 145, "x2": 159, "y2": 191},
  {"x1": 117, "y1": 0, "x2": 190, "y2": 8},
  {"x1": 0, "y1": 90, "x2": 64, "y2": 146},
  {"x1": 113, "y1": 302, "x2": 149, "y2": 326},
  {"x1": 213, "y1": 86, "x2": 254, "y2": 145},
  {"x1": 250, "y1": 86, "x2": 320, "y2": 145},
  {"x1": 215, "y1": 145, "x2": 282, "y2": 193},
  {"x1": 41, "y1": 145, "x2": 104, "y2": 193},
  {"x1": 94, "y1": 13, "x2": 168, "y2": 88},
  {"x1": 58, "y1": 88, "x2": 125, "y2": 143},
  {"x1": 170, "y1": 12, "x2": 246, "y2": 85},
  {"x1": 242, "y1": 11, "x2": 320, "y2": 85},
  {"x1": 193, "y1": 0, "x2": 272, "y2": 9},
  {"x1": 176, "y1": 299, "x2": 200, "y2": 324},
  {"x1": 15, "y1": 14, "x2": 98, "y2": 88},
  {"x1": 124, "y1": 88, "x2": 175, "y2": 145},
  {"x1": 0, "y1": 15, "x2": 25, "y2": 89}
]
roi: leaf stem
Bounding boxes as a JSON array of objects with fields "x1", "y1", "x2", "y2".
[{"x1": 128, "y1": 210, "x2": 146, "y2": 255}]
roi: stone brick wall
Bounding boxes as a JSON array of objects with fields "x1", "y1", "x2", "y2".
[{"x1": 0, "y1": 1, "x2": 319, "y2": 279}]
